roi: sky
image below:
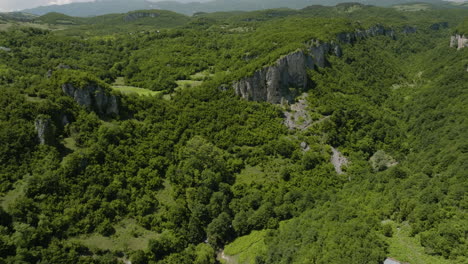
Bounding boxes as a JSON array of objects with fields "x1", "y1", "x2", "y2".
[
  {"x1": 0, "y1": 0, "x2": 466, "y2": 12},
  {"x1": 0, "y1": 0, "x2": 209, "y2": 12},
  {"x1": 0, "y1": 0, "x2": 92, "y2": 11}
]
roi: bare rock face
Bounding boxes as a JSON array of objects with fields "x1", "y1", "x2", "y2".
[
  {"x1": 402, "y1": 26, "x2": 417, "y2": 34},
  {"x1": 283, "y1": 93, "x2": 313, "y2": 130},
  {"x1": 62, "y1": 83, "x2": 119, "y2": 116},
  {"x1": 35, "y1": 117, "x2": 55, "y2": 145},
  {"x1": 450, "y1": 34, "x2": 468, "y2": 50},
  {"x1": 429, "y1": 22, "x2": 448, "y2": 30},
  {"x1": 331, "y1": 147, "x2": 349, "y2": 175},
  {"x1": 233, "y1": 25, "x2": 395, "y2": 104},
  {"x1": 336, "y1": 25, "x2": 395, "y2": 44},
  {"x1": 234, "y1": 50, "x2": 314, "y2": 104},
  {"x1": 124, "y1": 12, "x2": 159, "y2": 22}
]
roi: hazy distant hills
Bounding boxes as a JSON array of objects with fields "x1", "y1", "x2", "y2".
[
  {"x1": 21, "y1": 0, "x2": 467, "y2": 17},
  {"x1": 22, "y1": 0, "x2": 155, "y2": 17}
]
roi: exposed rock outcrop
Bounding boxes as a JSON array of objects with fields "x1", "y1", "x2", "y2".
[
  {"x1": 429, "y1": 22, "x2": 448, "y2": 30},
  {"x1": 450, "y1": 34, "x2": 468, "y2": 50},
  {"x1": 62, "y1": 83, "x2": 119, "y2": 116},
  {"x1": 233, "y1": 50, "x2": 315, "y2": 103},
  {"x1": 124, "y1": 12, "x2": 159, "y2": 22},
  {"x1": 0, "y1": 46, "x2": 11, "y2": 52},
  {"x1": 283, "y1": 93, "x2": 313, "y2": 130},
  {"x1": 233, "y1": 25, "x2": 395, "y2": 104},
  {"x1": 402, "y1": 26, "x2": 417, "y2": 34},
  {"x1": 331, "y1": 147, "x2": 349, "y2": 175},
  {"x1": 335, "y1": 25, "x2": 395, "y2": 44},
  {"x1": 35, "y1": 116, "x2": 55, "y2": 145}
]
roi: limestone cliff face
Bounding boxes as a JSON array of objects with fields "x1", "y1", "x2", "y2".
[
  {"x1": 35, "y1": 117, "x2": 55, "y2": 145},
  {"x1": 402, "y1": 26, "x2": 417, "y2": 34},
  {"x1": 233, "y1": 25, "x2": 395, "y2": 104},
  {"x1": 234, "y1": 51, "x2": 314, "y2": 103},
  {"x1": 335, "y1": 25, "x2": 395, "y2": 44},
  {"x1": 124, "y1": 12, "x2": 159, "y2": 22},
  {"x1": 450, "y1": 34, "x2": 468, "y2": 50},
  {"x1": 62, "y1": 83, "x2": 119, "y2": 116}
]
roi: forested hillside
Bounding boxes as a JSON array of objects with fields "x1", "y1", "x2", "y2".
[
  {"x1": 21, "y1": 0, "x2": 468, "y2": 17},
  {"x1": 0, "y1": 3, "x2": 467, "y2": 264}
]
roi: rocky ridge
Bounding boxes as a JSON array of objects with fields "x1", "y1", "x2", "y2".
[
  {"x1": 124, "y1": 12, "x2": 159, "y2": 22},
  {"x1": 233, "y1": 25, "x2": 395, "y2": 104},
  {"x1": 35, "y1": 116, "x2": 55, "y2": 145},
  {"x1": 62, "y1": 83, "x2": 119, "y2": 116},
  {"x1": 450, "y1": 34, "x2": 468, "y2": 50}
]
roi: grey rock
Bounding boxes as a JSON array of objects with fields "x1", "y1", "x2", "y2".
[
  {"x1": 331, "y1": 147, "x2": 349, "y2": 175},
  {"x1": 62, "y1": 83, "x2": 119, "y2": 116},
  {"x1": 300, "y1": 142, "x2": 310, "y2": 152},
  {"x1": 35, "y1": 117, "x2": 55, "y2": 145},
  {"x1": 450, "y1": 34, "x2": 468, "y2": 50},
  {"x1": 384, "y1": 258, "x2": 408, "y2": 264},
  {"x1": 402, "y1": 26, "x2": 417, "y2": 34},
  {"x1": 234, "y1": 50, "x2": 312, "y2": 104},
  {"x1": 61, "y1": 114, "x2": 70, "y2": 127},
  {"x1": 0, "y1": 46, "x2": 11, "y2": 52},
  {"x1": 124, "y1": 12, "x2": 159, "y2": 22},
  {"x1": 430, "y1": 22, "x2": 448, "y2": 30},
  {"x1": 233, "y1": 25, "x2": 395, "y2": 104}
]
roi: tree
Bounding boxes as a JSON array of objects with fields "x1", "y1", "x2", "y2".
[{"x1": 206, "y1": 212, "x2": 233, "y2": 248}]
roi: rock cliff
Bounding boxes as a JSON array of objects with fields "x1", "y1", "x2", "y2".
[
  {"x1": 62, "y1": 83, "x2": 119, "y2": 116},
  {"x1": 233, "y1": 25, "x2": 395, "y2": 104},
  {"x1": 429, "y1": 22, "x2": 448, "y2": 31},
  {"x1": 35, "y1": 116, "x2": 55, "y2": 145},
  {"x1": 124, "y1": 12, "x2": 159, "y2": 22},
  {"x1": 402, "y1": 26, "x2": 417, "y2": 34},
  {"x1": 450, "y1": 34, "x2": 468, "y2": 50}
]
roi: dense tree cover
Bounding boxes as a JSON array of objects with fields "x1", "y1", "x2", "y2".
[
  {"x1": 257, "y1": 22, "x2": 468, "y2": 264},
  {"x1": 0, "y1": 4, "x2": 467, "y2": 264},
  {"x1": 455, "y1": 17, "x2": 468, "y2": 34}
]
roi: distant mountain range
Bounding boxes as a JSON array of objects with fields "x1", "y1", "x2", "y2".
[{"x1": 20, "y1": 0, "x2": 467, "y2": 17}]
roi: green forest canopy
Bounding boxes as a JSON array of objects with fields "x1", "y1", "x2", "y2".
[{"x1": 0, "y1": 3, "x2": 467, "y2": 264}]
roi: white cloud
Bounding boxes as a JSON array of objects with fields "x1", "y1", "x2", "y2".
[{"x1": 48, "y1": 0, "x2": 73, "y2": 5}]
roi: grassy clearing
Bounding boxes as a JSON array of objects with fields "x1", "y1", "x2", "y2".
[
  {"x1": 69, "y1": 218, "x2": 159, "y2": 252},
  {"x1": 190, "y1": 70, "x2": 213, "y2": 81},
  {"x1": 234, "y1": 158, "x2": 286, "y2": 186},
  {"x1": 112, "y1": 85, "x2": 161, "y2": 96},
  {"x1": 112, "y1": 77, "x2": 161, "y2": 96},
  {"x1": 156, "y1": 180, "x2": 176, "y2": 207},
  {"x1": 25, "y1": 95, "x2": 47, "y2": 103},
  {"x1": 0, "y1": 174, "x2": 30, "y2": 211},
  {"x1": 175, "y1": 80, "x2": 203, "y2": 90},
  {"x1": 223, "y1": 230, "x2": 267, "y2": 264},
  {"x1": 383, "y1": 220, "x2": 452, "y2": 264},
  {"x1": 63, "y1": 137, "x2": 78, "y2": 152},
  {"x1": 234, "y1": 166, "x2": 267, "y2": 186}
]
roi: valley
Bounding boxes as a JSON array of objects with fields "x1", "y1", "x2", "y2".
[{"x1": 0, "y1": 1, "x2": 466, "y2": 264}]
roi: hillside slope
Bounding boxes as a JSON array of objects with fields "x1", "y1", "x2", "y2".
[{"x1": 0, "y1": 3, "x2": 466, "y2": 264}]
